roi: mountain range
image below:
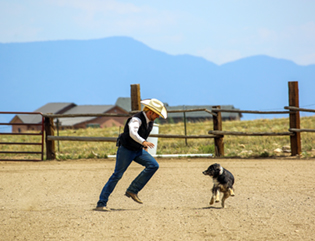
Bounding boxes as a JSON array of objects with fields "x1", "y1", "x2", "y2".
[{"x1": 1, "y1": 36, "x2": 315, "y2": 124}]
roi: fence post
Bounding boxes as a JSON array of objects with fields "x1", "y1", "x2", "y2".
[
  {"x1": 183, "y1": 110, "x2": 188, "y2": 146},
  {"x1": 131, "y1": 84, "x2": 141, "y2": 111},
  {"x1": 45, "y1": 116, "x2": 56, "y2": 160},
  {"x1": 288, "y1": 81, "x2": 301, "y2": 156},
  {"x1": 212, "y1": 106, "x2": 224, "y2": 157}
]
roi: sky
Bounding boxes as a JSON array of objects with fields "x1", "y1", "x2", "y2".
[{"x1": 1, "y1": 0, "x2": 315, "y2": 66}]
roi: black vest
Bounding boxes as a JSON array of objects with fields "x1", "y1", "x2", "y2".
[{"x1": 119, "y1": 112, "x2": 154, "y2": 151}]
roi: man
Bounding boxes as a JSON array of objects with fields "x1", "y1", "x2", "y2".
[{"x1": 95, "y1": 98, "x2": 167, "y2": 211}]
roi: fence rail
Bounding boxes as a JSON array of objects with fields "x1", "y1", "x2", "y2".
[
  {"x1": 163, "y1": 108, "x2": 217, "y2": 116},
  {"x1": 284, "y1": 106, "x2": 315, "y2": 113},
  {"x1": 289, "y1": 128, "x2": 315, "y2": 133},
  {"x1": 208, "y1": 130, "x2": 294, "y2": 136},
  {"x1": 47, "y1": 136, "x2": 117, "y2": 142},
  {"x1": 43, "y1": 113, "x2": 131, "y2": 118},
  {"x1": 149, "y1": 134, "x2": 219, "y2": 139},
  {"x1": 212, "y1": 108, "x2": 292, "y2": 114},
  {"x1": 130, "y1": 108, "x2": 217, "y2": 116},
  {"x1": 46, "y1": 134, "x2": 219, "y2": 142}
]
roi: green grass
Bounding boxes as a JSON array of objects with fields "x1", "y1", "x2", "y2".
[{"x1": 1, "y1": 115, "x2": 315, "y2": 160}]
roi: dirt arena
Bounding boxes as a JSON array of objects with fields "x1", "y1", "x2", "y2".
[{"x1": 1, "y1": 157, "x2": 314, "y2": 241}]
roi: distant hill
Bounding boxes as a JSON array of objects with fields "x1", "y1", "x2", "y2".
[{"x1": 1, "y1": 36, "x2": 315, "y2": 124}]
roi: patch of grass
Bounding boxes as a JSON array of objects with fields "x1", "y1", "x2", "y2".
[
  {"x1": 260, "y1": 151, "x2": 270, "y2": 157},
  {"x1": 198, "y1": 144, "x2": 215, "y2": 154}
]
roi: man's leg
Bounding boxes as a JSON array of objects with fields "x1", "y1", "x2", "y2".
[
  {"x1": 97, "y1": 146, "x2": 135, "y2": 207},
  {"x1": 126, "y1": 150, "x2": 159, "y2": 195}
]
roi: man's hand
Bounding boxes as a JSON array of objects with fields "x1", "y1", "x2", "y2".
[{"x1": 142, "y1": 141, "x2": 155, "y2": 149}]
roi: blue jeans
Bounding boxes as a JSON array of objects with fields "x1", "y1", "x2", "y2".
[{"x1": 97, "y1": 146, "x2": 159, "y2": 207}]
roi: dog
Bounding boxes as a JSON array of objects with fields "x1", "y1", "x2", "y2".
[{"x1": 203, "y1": 163, "x2": 235, "y2": 208}]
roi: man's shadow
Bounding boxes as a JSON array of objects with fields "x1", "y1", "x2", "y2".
[{"x1": 92, "y1": 208, "x2": 139, "y2": 212}]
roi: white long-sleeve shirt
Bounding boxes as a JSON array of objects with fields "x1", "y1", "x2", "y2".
[{"x1": 128, "y1": 111, "x2": 151, "y2": 145}]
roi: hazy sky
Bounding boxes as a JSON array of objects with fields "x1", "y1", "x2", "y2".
[{"x1": 1, "y1": 0, "x2": 315, "y2": 65}]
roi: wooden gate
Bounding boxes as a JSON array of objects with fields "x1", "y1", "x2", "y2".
[{"x1": 0, "y1": 112, "x2": 44, "y2": 161}]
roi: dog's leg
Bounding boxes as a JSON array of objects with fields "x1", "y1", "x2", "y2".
[
  {"x1": 210, "y1": 196, "x2": 215, "y2": 205},
  {"x1": 229, "y1": 188, "x2": 235, "y2": 196},
  {"x1": 221, "y1": 192, "x2": 230, "y2": 208},
  {"x1": 215, "y1": 190, "x2": 220, "y2": 203},
  {"x1": 210, "y1": 186, "x2": 216, "y2": 205}
]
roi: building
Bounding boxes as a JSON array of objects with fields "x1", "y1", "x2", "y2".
[
  {"x1": 10, "y1": 102, "x2": 129, "y2": 133},
  {"x1": 57, "y1": 105, "x2": 128, "y2": 129},
  {"x1": 163, "y1": 105, "x2": 242, "y2": 124},
  {"x1": 10, "y1": 103, "x2": 76, "y2": 133}
]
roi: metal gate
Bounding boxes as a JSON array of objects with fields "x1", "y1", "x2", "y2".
[{"x1": 0, "y1": 112, "x2": 44, "y2": 161}]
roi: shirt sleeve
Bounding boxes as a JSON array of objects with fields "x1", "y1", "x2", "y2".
[{"x1": 128, "y1": 117, "x2": 146, "y2": 145}]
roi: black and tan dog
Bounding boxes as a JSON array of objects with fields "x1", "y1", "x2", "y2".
[{"x1": 203, "y1": 163, "x2": 235, "y2": 208}]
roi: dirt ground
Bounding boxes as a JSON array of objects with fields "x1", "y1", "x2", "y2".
[{"x1": 1, "y1": 157, "x2": 315, "y2": 241}]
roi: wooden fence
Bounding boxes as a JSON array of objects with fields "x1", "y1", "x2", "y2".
[{"x1": 44, "y1": 81, "x2": 313, "y2": 160}]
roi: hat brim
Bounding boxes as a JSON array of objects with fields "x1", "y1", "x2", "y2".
[{"x1": 141, "y1": 99, "x2": 167, "y2": 119}]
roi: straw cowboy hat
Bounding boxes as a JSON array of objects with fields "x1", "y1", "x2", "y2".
[{"x1": 141, "y1": 98, "x2": 167, "y2": 119}]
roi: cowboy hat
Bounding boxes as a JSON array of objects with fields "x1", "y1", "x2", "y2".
[{"x1": 141, "y1": 98, "x2": 167, "y2": 119}]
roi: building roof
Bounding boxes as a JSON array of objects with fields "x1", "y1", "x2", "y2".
[
  {"x1": 13, "y1": 103, "x2": 76, "y2": 124},
  {"x1": 167, "y1": 105, "x2": 242, "y2": 119},
  {"x1": 35, "y1": 102, "x2": 77, "y2": 114},
  {"x1": 58, "y1": 105, "x2": 115, "y2": 126},
  {"x1": 115, "y1": 97, "x2": 132, "y2": 112}
]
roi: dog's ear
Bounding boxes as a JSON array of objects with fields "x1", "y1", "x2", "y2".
[{"x1": 219, "y1": 164, "x2": 223, "y2": 175}]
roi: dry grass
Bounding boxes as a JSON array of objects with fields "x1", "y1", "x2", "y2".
[{"x1": 1, "y1": 116, "x2": 315, "y2": 160}]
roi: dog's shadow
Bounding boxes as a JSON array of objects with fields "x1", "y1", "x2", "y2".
[{"x1": 195, "y1": 206, "x2": 223, "y2": 210}]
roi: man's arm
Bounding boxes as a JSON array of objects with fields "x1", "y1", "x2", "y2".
[{"x1": 128, "y1": 117, "x2": 155, "y2": 149}]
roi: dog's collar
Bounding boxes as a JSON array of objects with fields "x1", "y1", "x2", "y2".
[{"x1": 219, "y1": 166, "x2": 224, "y2": 175}]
